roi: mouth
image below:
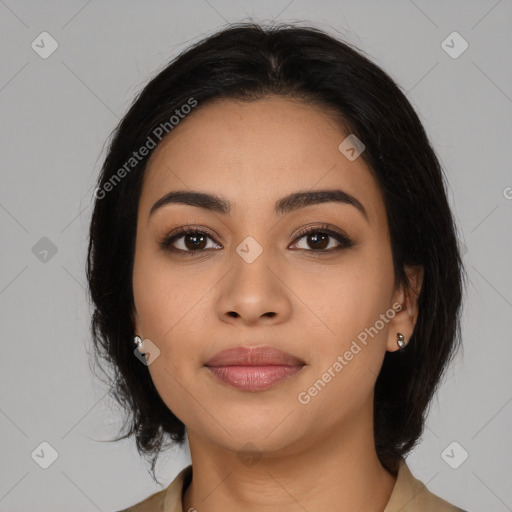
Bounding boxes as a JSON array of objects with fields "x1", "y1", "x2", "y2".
[
  {"x1": 204, "y1": 345, "x2": 306, "y2": 392},
  {"x1": 205, "y1": 365, "x2": 305, "y2": 391}
]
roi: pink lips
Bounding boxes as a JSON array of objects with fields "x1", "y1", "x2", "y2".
[{"x1": 204, "y1": 345, "x2": 305, "y2": 391}]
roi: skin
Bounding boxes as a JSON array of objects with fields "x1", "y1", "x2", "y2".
[{"x1": 131, "y1": 95, "x2": 424, "y2": 512}]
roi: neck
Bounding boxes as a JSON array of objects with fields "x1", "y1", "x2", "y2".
[{"x1": 182, "y1": 399, "x2": 397, "y2": 512}]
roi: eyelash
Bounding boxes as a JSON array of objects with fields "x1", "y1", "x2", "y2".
[{"x1": 159, "y1": 224, "x2": 354, "y2": 256}]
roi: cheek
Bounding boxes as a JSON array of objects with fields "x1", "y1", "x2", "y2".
[
  {"x1": 290, "y1": 250, "x2": 393, "y2": 390},
  {"x1": 290, "y1": 248, "x2": 393, "y2": 336},
  {"x1": 295, "y1": 281, "x2": 392, "y2": 416},
  {"x1": 131, "y1": 245, "x2": 213, "y2": 387},
  {"x1": 132, "y1": 243, "x2": 205, "y2": 339}
]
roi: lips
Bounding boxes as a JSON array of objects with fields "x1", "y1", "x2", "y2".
[
  {"x1": 204, "y1": 345, "x2": 305, "y2": 367},
  {"x1": 204, "y1": 345, "x2": 306, "y2": 391}
]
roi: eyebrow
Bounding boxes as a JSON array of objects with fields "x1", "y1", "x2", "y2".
[{"x1": 149, "y1": 188, "x2": 369, "y2": 222}]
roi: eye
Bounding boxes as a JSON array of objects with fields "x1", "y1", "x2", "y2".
[
  {"x1": 159, "y1": 223, "x2": 353, "y2": 256},
  {"x1": 159, "y1": 227, "x2": 222, "y2": 254},
  {"x1": 289, "y1": 224, "x2": 353, "y2": 253}
]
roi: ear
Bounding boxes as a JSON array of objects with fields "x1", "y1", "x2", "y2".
[
  {"x1": 386, "y1": 264, "x2": 424, "y2": 353},
  {"x1": 131, "y1": 306, "x2": 142, "y2": 338}
]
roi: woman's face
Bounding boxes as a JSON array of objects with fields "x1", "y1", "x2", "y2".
[{"x1": 132, "y1": 96, "x2": 421, "y2": 456}]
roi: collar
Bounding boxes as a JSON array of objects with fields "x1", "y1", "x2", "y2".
[{"x1": 161, "y1": 459, "x2": 465, "y2": 512}]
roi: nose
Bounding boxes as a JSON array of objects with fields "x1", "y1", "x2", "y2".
[{"x1": 215, "y1": 246, "x2": 292, "y2": 326}]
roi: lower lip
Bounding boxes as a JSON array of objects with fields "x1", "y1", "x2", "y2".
[{"x1": 206, "y1": 365, "x2": 304, "y2": 391}]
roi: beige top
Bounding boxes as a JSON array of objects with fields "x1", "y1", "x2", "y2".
[{"x1": 117, "y1": 458, "x2": 467, "y2": 512}]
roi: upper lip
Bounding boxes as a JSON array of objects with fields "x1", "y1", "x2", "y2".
[{"x1": 204, "y1": 345, "x2": 305, "y2": 367}]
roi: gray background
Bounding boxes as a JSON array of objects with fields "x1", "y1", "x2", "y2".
[{"x1": 1, "y1": 1, "x2": 511, "y2": 511}]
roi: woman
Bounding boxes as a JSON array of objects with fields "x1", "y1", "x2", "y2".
[{"x1": 87, "y1": 22, "x2": 469, "y2": 512}]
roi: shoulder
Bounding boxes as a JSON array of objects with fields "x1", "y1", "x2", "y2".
[
  {"x1": 384, "y1": 458, "x2": 469, "y2": 512},
  {"x1": 115, "y1": 487, "x2": 167, "y2": 512},
  {"x1": 115, "y1": 464, "x2": 192, "y2": 512}
]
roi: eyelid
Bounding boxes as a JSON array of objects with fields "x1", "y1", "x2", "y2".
[{"x1": 292, "y1": 223, "x2": 347, "y2": 240}]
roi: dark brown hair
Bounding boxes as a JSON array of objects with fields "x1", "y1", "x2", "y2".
[{"x1": 86, "y1": 21, "x2": 466, "y2": 483}]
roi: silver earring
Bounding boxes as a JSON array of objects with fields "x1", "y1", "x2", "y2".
[
  {"x1": 134, "y1": 335, "x2": 143, "y2": 351},
  {"x1": 397, "y1": 332, "x2": 406, "y2": 349}
]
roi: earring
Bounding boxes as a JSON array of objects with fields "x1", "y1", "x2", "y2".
[
  {"x1": 397, "y1": 332, "x2": 406, "y2": 350},
  {"x1": 134, "y1": 335, "x2": 144, "y2": 351}
]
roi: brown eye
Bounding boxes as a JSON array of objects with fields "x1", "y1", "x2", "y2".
[
  {"x1": 159, "y1": 228, "x2": 222, "y2": 254},
  {"x1": 290, "y1": 225, "x2": 354, "y2": 253},
  {"x1": 305, "y1": 232, "x2": 329, "y2": 250},
  {"x1": 182, "y1": 233, "x2": 208, "y2": 250}
]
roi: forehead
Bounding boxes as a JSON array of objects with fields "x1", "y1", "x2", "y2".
[{"x1": 140, "y1": 96, "x2": 385, "y2": 226}]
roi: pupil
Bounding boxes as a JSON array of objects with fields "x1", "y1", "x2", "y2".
[
  {"x1": 185, "y1": 234, "x2": 206, "y2": 250},
  {"x1": 309, "y1": 233, "x2": 328, "y2": 250}
]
